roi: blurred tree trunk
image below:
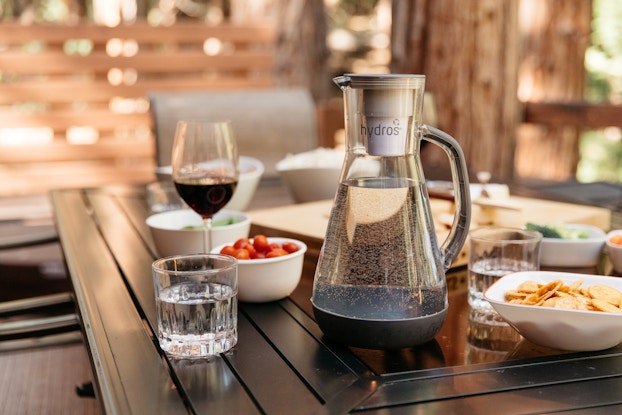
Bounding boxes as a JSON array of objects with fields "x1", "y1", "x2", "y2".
[
  {"x1": 229, "y1": 0, "x2": 330, "y2": 103},
  {"x1": 392, "y1": 0, "x2": 590, "y2": 183},
  {"x1": 515, "y1": 0, "x2": 591, "y2": 180},
  {"x1": 272, "y1": 0, "x2": 331, "y2": 102},
  {"x1": 392, "y1": 0, "x2": 520, "y2": 183}
]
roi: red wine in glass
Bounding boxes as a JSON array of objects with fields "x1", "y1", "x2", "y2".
[{"x1": 174, "y1": 177, "x2": 238, "y2": 218}]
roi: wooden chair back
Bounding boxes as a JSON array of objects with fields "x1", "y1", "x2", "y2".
[{"x1": 149, "y1": 88, "x2": 318, "y2": 178}]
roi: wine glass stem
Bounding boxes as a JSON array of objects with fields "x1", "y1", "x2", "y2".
[{"x1": 202, "y1": 217, "x2": 213, "y2": 253}]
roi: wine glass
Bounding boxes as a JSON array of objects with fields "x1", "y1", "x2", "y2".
[{"x1": 171, "y1": 119, "x2": 239, "y2": 253}]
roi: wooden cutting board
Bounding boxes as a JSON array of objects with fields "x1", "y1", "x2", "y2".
[{"x1": 248, "y1": 196, "x2": 611, "y2": 269}]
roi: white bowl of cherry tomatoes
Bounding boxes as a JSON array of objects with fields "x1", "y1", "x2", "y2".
[{"x1": 213, "y1": 235, "x2": 307, "y2": 303}]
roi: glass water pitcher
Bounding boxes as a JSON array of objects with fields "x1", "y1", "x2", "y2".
[{"x1": 311, "y1": 74, "x2": 471, "y2": 350}]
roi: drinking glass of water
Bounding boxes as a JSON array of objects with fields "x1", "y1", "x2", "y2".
[
  {"x1": 468, "y1": 226, "x2": 542, "y2": 325},
  {"x1": 152, "y1": 253, "x2": 238, "y2": 359}
]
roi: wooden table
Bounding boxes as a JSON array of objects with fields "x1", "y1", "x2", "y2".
[{"x1": 51, "y1": 185, "x2": 622, "y2": 414}]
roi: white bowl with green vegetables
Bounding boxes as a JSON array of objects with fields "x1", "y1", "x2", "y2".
[
  {"x1": 526, "y1": 223, "x2": 607, "y2": 268},
  {"x1": 147, "y1": 209, "x2": 251, "y2": 257}
]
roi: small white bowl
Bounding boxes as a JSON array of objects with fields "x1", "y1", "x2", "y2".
[
  {"x1": 227, "y1": 156, "x2": 264, "y2": 211},
  {"x1": 485, "y1": 271, "x2": 622, "y2": 351},
  {"x1": 539, "y1": 224, "x2": 606, "y2": 268},
  {"x1": 213, "y1": 237, "x2": 307, "y2": 303},
  {"x1": 155, "y1": 156, "x2": 264, "y2": 211},
  {"x1": 276, "y1": 148, "x2": 344, "y2": 203},
  {"x1": 277, "y1": 166, "x2": 341, "y2": 203},
  {"x1": 606, "y1": 230, "x2": 622, "y2": 274},
  {"x1": 147, "y1": 209, "x2": 251, "y2": 257}
]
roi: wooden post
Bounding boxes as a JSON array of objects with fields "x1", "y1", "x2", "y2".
[
  {"x1": 392, "y1": 0, "x2": 520, "y2": 182},
  {"x1": 273, "y1": 0, "x2": 331, "y2": 103},
  {"x1": 515, "y1": 0, "x2": 592, "y2": 180}
]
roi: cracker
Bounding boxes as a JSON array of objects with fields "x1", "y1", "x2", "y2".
[{"x1": 505, "y1": 280, "x2": 622, "y2": 314}]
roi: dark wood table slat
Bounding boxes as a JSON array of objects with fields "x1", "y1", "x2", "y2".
[
  {"x1": 112, "y1": 188, "x2": 160, "y2": 258},
  {"x1": 85, "y1": 191, "x2": 160, "y2": 326},
  {"x1": 359, "y1": 350, "x2": 622, "y2": 409},
  {"x1": 543, "y1": 403, "x2": 622, "y2": 415},
  {"x1": 278, "y1": 299, "x2": 378, "y2": 378},
  {"x1": 169, "y1": 355, "x2": 261, "y2": 414},
  {"x1": 359, "y1": 376, "x2": 622, "y2": 415},
  {"x1": 51, "y1": 190, "x2": 188, "y2": 414},
  {"x1": 241, "y1": 302, "x2": 362, "y2": 400},
  {"x1": 167, "y1": 317, "x2": 263, "y2": 414},
  {"x1": 224, "y1": 312, "x2": 325, "y2": 413}
]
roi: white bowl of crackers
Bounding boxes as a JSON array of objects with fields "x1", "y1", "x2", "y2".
[{"x1": 485, "y1": 271, "x2": 622, "y2": 351}]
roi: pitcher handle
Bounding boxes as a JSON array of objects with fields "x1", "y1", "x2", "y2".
[{"x1": 422, "y1": 126, "x2": 471, "y2": 270}]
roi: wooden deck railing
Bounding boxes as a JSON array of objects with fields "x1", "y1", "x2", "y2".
[
  {"x1": 522, "y1": 102, "x2": 622, "y2": 129},
  {"x1": 0, "y1": 20, "x2": 276, "y2": 196}
]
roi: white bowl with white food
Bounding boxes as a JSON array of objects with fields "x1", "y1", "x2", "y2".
[
  {"x1": 485, "y1": 271, "x2": 622, "y2": 351},
  {"x1": 155, "y1": 156, "x2": 264, "y2": 211},
  {"x1": 527, "y1": 223, "x2": 607, "y2": 268},
  {"x1": 276, "y1": 148, "x2": 344, "y2": 203},
  {"x1": 146, "y1": 209, "x2": 251, "y2": 257}
]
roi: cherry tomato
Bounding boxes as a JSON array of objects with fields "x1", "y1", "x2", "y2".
[
  {"x1": 281, "y1": 242, "x2": 299, "y2": 253},
  {"x1": 610, "y1": 235, "x2": 622, "y2": 246},
  {"x1": 219, "y1": 245, "x2": 236, "y2": 256},
  {"x1": 233, "y1": 248, "x2": 250, "y2": 260},
  {"x1": 266, "y1": 248, "x2": 288, "y2": 258},
  {"x1": 234, "y1": 238, "x2": 251, "y2": 249},
  {"x1": 234, "y1": 238, "x2": 255, "y2": 254},
  {"x1": 269, "y1": 242, "x2": 280, "y2": 250},
  {"x1": 250, "y1": 250, "x2": 266, "y2": 259},
  {"x1": 252, "y1": 234, "x2": 271, "y2": 252}
]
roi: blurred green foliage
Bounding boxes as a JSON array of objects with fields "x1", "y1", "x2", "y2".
[
  {"x1": 578, "y1": 0, "x2": 622, "y2": 183},
  {"x1": 586, "y1": 0, "x2": 622, "y2": 103}
]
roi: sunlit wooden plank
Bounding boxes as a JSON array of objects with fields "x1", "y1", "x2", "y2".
[{"x1": 523, "y1": 101, "x2": 622, "y2": 129}]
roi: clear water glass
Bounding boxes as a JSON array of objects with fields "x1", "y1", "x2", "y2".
[
  {"x1": 152, "y1": 253, "x2": 238, "y2": 359},
  {"x1": 468, "y1": 226, "x2": 542, "y2": 324}
]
